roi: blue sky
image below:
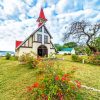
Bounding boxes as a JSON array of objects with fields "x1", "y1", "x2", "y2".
[{"x1": 0, "y1": 0, "x2": 100, "y2": 51}]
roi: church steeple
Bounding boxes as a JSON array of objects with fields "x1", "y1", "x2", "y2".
[{"x1": 37, "y1": 8, "x2": 47, "y2": 27}]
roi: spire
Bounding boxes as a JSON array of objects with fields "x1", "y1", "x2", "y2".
[{"x1": 37, "y1": 8, "x2": 47, "y2": 27}]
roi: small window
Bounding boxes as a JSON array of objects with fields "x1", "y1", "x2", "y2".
[
  {"x1": 37, "y1": 34, "x2": 42, "y2": 42},
  {"x1": 44, "y1": 35, "x2": 48, "y2": 43},
  {"x1": 38, "y1": 27, "x2": 42, "y2": 32}
]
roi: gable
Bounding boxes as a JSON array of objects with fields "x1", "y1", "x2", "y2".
[
  {"x1": 16, "y1": 24, "x2": 53, "y2": 50},
  {"x1": 21, "y1": 36, "x2": 33, "y2": 48}
]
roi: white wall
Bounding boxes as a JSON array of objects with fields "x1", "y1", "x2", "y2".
[
  {"x1": 71, "y1": 49, "x2": 75, "y2": 54},
  {"x1": 16, "y1": 47, "x2": 33, "y2": 56},
  {"x1": 16, "y1": 26, "x2": 55, "y2": 56}
]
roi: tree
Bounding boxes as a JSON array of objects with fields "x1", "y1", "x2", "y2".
[
  {"x1": 54, "y1": 44, "x2": 63, "y2": 51},
  {"x1": 90, "y1": 37, "x2": 100, "y2": 52},
  {"x1": 63, "y1": 42, "x2": 77, "y2": 48},
  {"x1": 64, "y1": 20, "x2": 100, "y2": 53}
]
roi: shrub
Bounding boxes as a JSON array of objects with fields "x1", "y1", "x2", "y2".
[
  {"x1": 5, "y1": 53, "x2": 11, "y2": 60},
  {"x1": 88, "y1": 53, "x2": 100, "y2": 65},
  {"x1": 72, "y1": 54, "x2": 83, "y2": 63},
  {"x1": 26, "y1": 60, "x2": 82, "y2": 100},
  {"x1": 18, "y1": 53, "x2": 33, "y2": 67},
  {"x1": 72, "y1": 54, "x2": 79, "y2": 62}
]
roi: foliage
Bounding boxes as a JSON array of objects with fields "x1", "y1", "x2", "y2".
[
  {"x1": 90, "y1": 37, "x2": 100, "y2": 52},
  {"x1": 88, "y1": 52, "x2": 100, "y2": 65},
  {"x1": 72, "y1": 53, "x2": 100, "y2": 65},
  {"x1": 72, "y1": 54, "x2": 82, "y2": 62},
  {"x1": 18, "y1": 53, "x2": 33, "y2": 67},
  {"x1": 63, "y1": 42, "x2": 77, "y2": 48},
  {"x1": 54, "y1": 44, "x2": 63, "y2": 51},
  {"x1": 64, "y1": 20, "x2": 100, "y2": 53},
  {"x1": 0, "y1": 56, "x2": 100, "y2": 99},
  {"x1": 26, "y1": 60, "x2": 82, "y2": 100},
  {"x1": 48, "y1": 53, "x2": 56, "y2": 59},
  {"x1": 5, "y1": 53, "x2": 11, "y2": 60},
  {"x1": 84, "y1": 47, "x2": 92, "y2": 56}
]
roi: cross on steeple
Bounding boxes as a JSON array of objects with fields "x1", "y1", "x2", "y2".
[{"x1": 37, "y1": 8, "x2": 47, "y2": 27}]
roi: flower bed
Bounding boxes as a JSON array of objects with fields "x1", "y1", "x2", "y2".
[{"x1": 25, "y1": 59, "x2": 82, "y2": 100}]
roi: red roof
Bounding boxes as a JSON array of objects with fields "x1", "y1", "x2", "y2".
[
  {"x1": 37, "y1": 8, "x2": 47, "y2": 22},
  {"x1": 16, "y1": 41, "x2": 22, "y2": 48}
]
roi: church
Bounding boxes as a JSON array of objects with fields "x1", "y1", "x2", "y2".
[{"x1": 15, "y1": 8, "x2": 56, "y2": 57}]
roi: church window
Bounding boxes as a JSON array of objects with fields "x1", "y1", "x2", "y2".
[
  {"x1": 37, "y1": 34, "x2": 42, "y2": 42},
  {"x1": 44, "y1": 35, "x2": 48, "y2": 43}
]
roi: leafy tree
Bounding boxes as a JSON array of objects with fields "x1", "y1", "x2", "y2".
[
  {"x1": 63, "y1": 42, "x2": 77, "y2": 48},
  {"x1": 54, "y1": 44, "x2": 63, "y2": 51},
  {"x1": 90, "y1": 37, "x2": 100, "y2": 52},
  {"x1": 64, "y1": 20, "x2": 100, "y2": 53}
]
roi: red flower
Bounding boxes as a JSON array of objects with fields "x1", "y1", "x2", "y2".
[
  {"x1": 64, "y1": 74, "x2": 69, "y2": 77},
  {"x1": 32, "y1": 82, "x2": 39, "y2": 88},
  {"x1": 57, "y1": 92, "x2": 64, "y2": 100},
  {"x1": 75, "y1": 80, "x2": 81, "y2": 88},
  {"x1": 27, "y1": 86, "x2": 33, "y2": 92},
  {"x1": 77, "y1": 82, "x2": 81, "y2": 88},
  {"x1": 55, "y1": 76, "x2": 60, "y2": 81},
  {"x1": 61, "y1": 76, "x2": 66, "y2": 81}
]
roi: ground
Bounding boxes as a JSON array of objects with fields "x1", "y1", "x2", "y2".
[{"x1": 0, "y1": 55, "x2": 100, "y2": 100}]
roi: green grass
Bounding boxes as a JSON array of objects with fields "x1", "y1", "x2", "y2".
[
  {"x1": 0, "y1": 56, "x2": 100, "y2": 100},
  {"x1": 0, "y1": 58, "x2": 38, "y2": 100}
]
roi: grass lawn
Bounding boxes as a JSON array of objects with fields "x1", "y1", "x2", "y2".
[{"x1": 0, "y1": 56, "x2": 100, "y2": 100}]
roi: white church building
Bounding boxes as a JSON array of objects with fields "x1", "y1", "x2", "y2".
[{"x1": 15, "y1": 8, "x2": 56, "y2": 57}]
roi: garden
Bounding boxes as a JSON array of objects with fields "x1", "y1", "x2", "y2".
[{"x1": 0, "y1": 53, "x2": 100, "y2": 100}]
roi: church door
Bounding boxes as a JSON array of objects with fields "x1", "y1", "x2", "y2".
[{"x1": 38, "y1": 45, "x2": 48, "y2": 57}]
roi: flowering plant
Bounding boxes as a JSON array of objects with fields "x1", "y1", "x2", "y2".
[{"x1": 26, "y1": 61, "x2": 82, "y2": 100}]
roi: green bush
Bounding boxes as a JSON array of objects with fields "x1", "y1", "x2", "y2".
[
  {"x1": 72, "y1": 54, "x2": 79, "y2": 62},
  {"x1": 5, "y1": 53, "x2": 11, "y2": 60},
  {"x1": 18, "y1": 53, "x2": 33, "y2": 67},
  {"x1": 88, "y1": 53, "x2": 100, "y2": 65},
  {"x1": 72, "y1": 54, "x2": 83, "y2": 63},
  {"x1": 26, "y1": 60, "x2": 82, "y2": 100}
]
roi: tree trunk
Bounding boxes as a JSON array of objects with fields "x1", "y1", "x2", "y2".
[{"x1": 86, "y1": 36, "x2": 97, "y2": 53}]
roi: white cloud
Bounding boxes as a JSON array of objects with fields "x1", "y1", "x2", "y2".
[{"x1": 0, "y1": 0, "x2": 100, "y2": 51}]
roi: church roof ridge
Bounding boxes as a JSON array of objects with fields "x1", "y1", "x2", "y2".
[{"x1": 16, "y1": 23, "x2": 52, "y2": 50}]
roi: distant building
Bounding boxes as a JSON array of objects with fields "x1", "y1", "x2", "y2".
[
  {"x1": 0, "y1": 51, "x2": 15, "y2": 56},
  {"x1": 15, "y1": 8, "x2": 56, "y2": 57},
  {"x1": 58, "y1": 48, "x2": 75, "y2": 55}
]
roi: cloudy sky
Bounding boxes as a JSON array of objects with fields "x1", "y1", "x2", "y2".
[{"x1": 0, "y1": 0, "x2": 100, "y2": 51}]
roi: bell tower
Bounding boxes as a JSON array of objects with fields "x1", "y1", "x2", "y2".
[{"x1": 37, "y1": 8, "x2": 47, "y2": 27}]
